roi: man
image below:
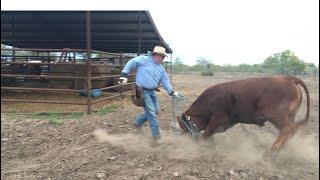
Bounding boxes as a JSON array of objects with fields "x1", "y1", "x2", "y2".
[{"x1": 118, "y1": 46, "x2": 182, "y2": 140}]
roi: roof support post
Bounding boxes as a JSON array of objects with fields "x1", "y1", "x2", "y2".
[
  {"x1": 11, "y1": 14, "x2": 16, "y2": 61},
  {"x1": 86, "y1": 11, "x2": 92, "y2": 114},
  {"x1": 170, "y1": 53, "x2": 173, "y2": 82},
  {"x1": 138, "y1": 11, "x2": 142, "y2": 55}
]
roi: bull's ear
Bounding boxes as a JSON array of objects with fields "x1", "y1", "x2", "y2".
[
  {"x1": 182, "y1": 113, "x2": 191, "y2": 121},
  {"x1": 181, "y1": 114, "x2": 187, "y2": 120}
]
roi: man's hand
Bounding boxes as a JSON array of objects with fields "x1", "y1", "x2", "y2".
[
  {"x1": 171, "y1": 91, "x2": 184, "y2": 100},
  {"x1": 118, "y1": 77, "x2": 128, "y2": 85}
]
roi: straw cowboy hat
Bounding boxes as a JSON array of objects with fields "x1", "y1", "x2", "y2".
[{"x1": 152, "y1": 46, "x2": 168, "y2": 57}]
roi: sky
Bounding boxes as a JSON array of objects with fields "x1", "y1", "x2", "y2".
[{"x1": 2, "y1": 0, "x2": 319, "y2": 66}]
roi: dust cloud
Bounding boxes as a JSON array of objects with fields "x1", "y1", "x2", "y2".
[
  {"x1": 93, "y1": 125, "x2": 318, "y2": 165},
  {"x1": 93, "y1": 129, "x2": 152, "y2": 151},
  {"x1": 208, "y1": 126, "x2": 319, "y2": 165}
]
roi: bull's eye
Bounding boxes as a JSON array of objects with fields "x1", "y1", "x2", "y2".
[{"x1": 186, "y1": 116, "x2": 191, "y2": 121}]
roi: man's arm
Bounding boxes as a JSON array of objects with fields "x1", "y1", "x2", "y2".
[
  {"x1": 160, "y1": 68, "x2": 183, "y2": 99},
  {"x1": 121, "y1": 55, "x2": 144, "y2": 77},
  {"x1": 160, "y1": 69, "x2": 174, "y2": 95}
]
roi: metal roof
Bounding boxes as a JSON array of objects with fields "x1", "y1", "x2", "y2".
[{"x1": 1, "y1": 11, "x2": 172, "y2": 53}]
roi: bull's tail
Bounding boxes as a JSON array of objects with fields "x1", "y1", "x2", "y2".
[{"x1": 285, "y1": 75, "x2": 310, "y2": 126}]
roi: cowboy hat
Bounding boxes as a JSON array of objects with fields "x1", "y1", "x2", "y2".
[{"x1": 152, "y1": 46, "x2": 168, "y2": 57}]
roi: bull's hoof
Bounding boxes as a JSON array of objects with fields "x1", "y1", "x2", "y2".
[
  {"x1": 195, "y1": 137, "x2": 206, "y2": 145},
  {"x1": 262, "y1": 150, "x2": 278, "y2": 164}
]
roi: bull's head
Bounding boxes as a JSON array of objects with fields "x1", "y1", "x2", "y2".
[
  {"x1": 177, "y1": 114, "x2": 190, "y2": 132},
  {"x1": 177, "y1": 113, "x2": 201, "y2": 139}
]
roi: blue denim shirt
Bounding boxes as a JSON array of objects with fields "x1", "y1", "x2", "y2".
[{"x1": 122, "y1": 55, "x2": 173, "y2": 95}]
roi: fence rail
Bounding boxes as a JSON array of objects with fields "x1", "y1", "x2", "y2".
[
  {"x1": 1, "y1": 46, "x2": 135, "y2": 113},
  {"x1": 1, "y1": 99, "x2": 87, "y2": 105},
  {"x1": 1, "y1": 62, "x2": 124, "y2": 67}
]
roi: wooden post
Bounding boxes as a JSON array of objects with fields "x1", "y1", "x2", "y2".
[
  {"x1": 119, "y1": 52, "x2": 123, "y2": 100},
  {"x1": 86, "y1": 11, "x2": 92, "y2": 114},
  {"x1": 11, "y1": 14, "x2": 16, "y2": 61},
  {"x1": 170, "y1": 53, "x2": 173, "y2": 83},
  {"x1": 138, "y1": 11, "x2": 142, "y2": 55}
]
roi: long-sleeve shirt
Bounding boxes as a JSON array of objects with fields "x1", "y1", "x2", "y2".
[{"x1": 121, "y1": 55, "x2": 173, "y2": 95}]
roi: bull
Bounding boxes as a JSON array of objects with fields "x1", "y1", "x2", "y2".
[{"x1": 177, "y1": 75, "x2": 310, "y2": 161}]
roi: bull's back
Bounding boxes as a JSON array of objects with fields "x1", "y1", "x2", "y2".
[
  {"x1": 225, "y1": 76, "x2": 298, "y2": 100},
  {"x1": 218, "y1": 76, "x2": 300, "y2": 124}
]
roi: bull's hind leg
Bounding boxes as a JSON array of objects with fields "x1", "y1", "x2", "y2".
[
  {"x1": 266, "y1": 94, "x2": 301, "y2": 162},
  {"x1": 267, "y1": 119, "x2": 298, "y2": 162}
]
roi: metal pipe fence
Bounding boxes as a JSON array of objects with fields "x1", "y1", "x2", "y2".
[{"x1": 1, "y1": 47, "x2": 135, "y2": 113}]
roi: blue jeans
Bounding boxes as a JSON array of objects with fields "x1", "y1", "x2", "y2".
[{"x1": 135, "y1": 90, "x2": 160, "y2": 139}]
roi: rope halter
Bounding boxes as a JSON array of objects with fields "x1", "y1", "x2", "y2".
[
  {"x1": 171, "y1": 94, "x2": 201, "y2": 140},
  {"x1": 180, "y1": 114, "x2": 201, "y2": 140}
]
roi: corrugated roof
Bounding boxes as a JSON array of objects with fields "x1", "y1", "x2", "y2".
[{"x1": 1, "y1": 11, "x2": 172, "y2": 53}]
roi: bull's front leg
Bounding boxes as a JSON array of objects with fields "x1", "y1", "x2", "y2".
[{"x1": 202, "y1": 114, "x2": 230, "y2": 139}]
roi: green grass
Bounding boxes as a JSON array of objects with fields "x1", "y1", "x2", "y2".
[
  {"x1": 8, "y1": 108, "x2": 17, "y2": 114},
  {"x1": 201, "y1": 71, "x2": 214, "y2": 76},
  {"x1": 34, "y1": 105, "x2": 119, "y2": 125},
  {"x1": 95, "y1": 104, "x2": 119, "y2": 116},
  {"x1": 32, "y1": 112, "x2": 84, "y2": 126},
  {"x1": 5, "y1": 104, "x2": 120, "y2": 126}
]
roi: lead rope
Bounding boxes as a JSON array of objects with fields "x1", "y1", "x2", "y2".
[
  {"x1": 171, "y1": 95, "x2": 201, "y2": 140},
  {"x1": 171, "y1": 98, "x2": 177, "y2": 131},
  {"x1": 171, "y1": 94, "x2": 185, "y2": 134}
]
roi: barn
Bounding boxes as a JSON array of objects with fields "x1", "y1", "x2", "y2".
[{"x1": 1, "y1": 11, "x2": 173, "y2": 113}]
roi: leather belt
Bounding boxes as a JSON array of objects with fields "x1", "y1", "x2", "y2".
[{"x1": 142, "y1": 87, "x2": 156, "y2": 91}]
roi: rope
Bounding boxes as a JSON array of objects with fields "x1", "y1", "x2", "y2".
[
  {"x1": 171, "y1": 94, "x2": 201, "y2": 140},
  {"x1": 171, "y1": 94, "x2": 186, "y2": 133},
  {"x1": 171, "y1": 98, "x2": 177, "y2": 131}
]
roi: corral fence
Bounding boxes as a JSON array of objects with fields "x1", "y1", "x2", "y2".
[
  {"x1": 1, "y1": 11, "x2": 174, "y2": 114},
  {"x1": 1, "y1": 47, "x2": 173, "y2": 114},
  {"x1": 1, "y1": 47, "x2": 137, "y2": 114}
]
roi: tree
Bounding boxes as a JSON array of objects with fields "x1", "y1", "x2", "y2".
[
  {"x1": 262, "y1": 50, "x2": 305, "y2": 75},
  {"x1": 196, "y1": 57, "x2": 214, "y2": 76},
  {"x1": 173, "y1": 57, "x2": 183, "y2": 65},
  {"x1": 171, "y1": 57, "x2": 189, "y2": 73},
  {"x1": 196, "y1": 57, "x2": 211, "y2": 65},
  {"x1": 1, "y1": 44, "x2": 12, "y2": 56},
  {"x1": 252, "y1": 64, "x2": 264, "y2": 73},
  {"x1": 238, "y1": 64, "x2": 252, "y2": 72}
]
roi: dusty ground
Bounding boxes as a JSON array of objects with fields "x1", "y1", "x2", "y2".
[{"x1": 1, "y1": 73, "x2": 319, "y2": 180}]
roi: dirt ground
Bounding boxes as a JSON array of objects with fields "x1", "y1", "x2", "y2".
[{"x1": 1, "y1": 73, "x2": 319, "y2": 180}]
